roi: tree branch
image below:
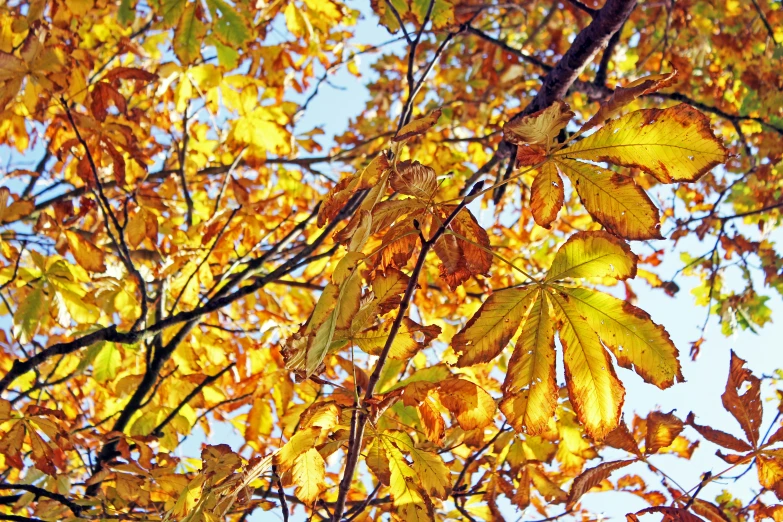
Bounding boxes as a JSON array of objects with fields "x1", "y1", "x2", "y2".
[{"x1": 331, "y1": 181, "x2": 484, "y2": 521}]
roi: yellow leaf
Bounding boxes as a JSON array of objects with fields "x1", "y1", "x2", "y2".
[
  {"x1": 292, "y1": 447, "x2": 326, "y2": 504},
  {"x1": 561, "y1": 287, "x2": 683, "y2": 389},
  {"x1": 550, "y1": 292, "x2": 625, "y2": 440},
  {"x1": 530, "y1": 162, "x2": 564, "y2": 228},
  {"x1": 64, "y1": 230, "x2": 106, "y2": 273},
  {"x1": 354, "y1": 317, "x2": 441, "y2": 360},
  {"x1": 436, "y1": 378, "x2": 496, "y2": 430},
  {"x1": 545, "y1": 231, "x2": 636, "y2": 283},
  {"x1": 504, "y1": 100, "x2": 574, "y2": 148},
  {"x1": 366, "y1": 438, "x2": 392, "y2": 485},
  {"x1": 558, "y1": 104, "x2": 728, "y2": 182},
  {"x1": 500, "y1": 291, "x2": 558, "y2": 434},
  {"x1": 380, "y1": 434, "x2": 433, "y2": 521},
  {"x1": 452, "y1": 287, "x2": 537, "y2": 367},
  {"x1": 274, "y1": 427, "x2": 319, "y2": 473},
  {"x1": 393, "y1": 108, "x2": 441, "y2": 143},
  {"x1": 392, "y1": 433, "x2": 451, "y2": 499},
  {"x1": 554, "y1": 159, "x2": 663, "y2": 240}
]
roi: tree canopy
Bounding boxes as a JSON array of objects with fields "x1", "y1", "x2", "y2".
[{"x1": 0, "y1": 0, "x2": 782, "y2": 521}]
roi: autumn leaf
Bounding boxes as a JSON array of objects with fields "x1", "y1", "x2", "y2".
[
  {"x1": 391, "y1": 160, "x2": 438, "y2": 201},
  {"x1": 554, "y1": 159, "x2": 663, "y2": 240},
  {"x1": 452, "y1": 287, "x2": 538, "y2": 367},
  {"x1": 530, "y1": 162, "x2": 565, "y2": 228},
  {"x1": 581, "y1": 71, "x2": 678, "y2": 133},
  {"x1": 567, "y1": 460, "x2": 635, "y2": 508},
  {"x1": 645, "y1": 411, "x2": 684, "y2": 453},
  {"x1": 551, "y1": 291, "x2": 625, "y2": 440},
  {"x1": 64, "y1": 230, "x2": 106, "y2": 273},
  {"x1": 292, "y1": 448, "x2": 326, "y2": 504},
  {"x1": 436, "y1": 378, "x2": 496, "y2": 430},
  {"x1": 722, "y1": 351, "x2": 762, "y2": 448},
  {"x1": 505, "y1": 100, "x2": 574, "y2": 149},
  {"x1": 558, "y1": 104, "x2": 729, "y2": 183},
  {"x1": 545, "y1": 231, "x2": 637, "y2": 282},
  {"x1": 393, "y1": 108, "x2": 442, "y2": 142},
  {"x1": 561, "y1": 287, "x2": 682, "y2": 388},
  {"x1": 500, "y1": 291, "x2": 558, "y2": 434}
]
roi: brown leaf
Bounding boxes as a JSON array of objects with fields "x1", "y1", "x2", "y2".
[
  {"x1": 391, "y1": 160, "x2": 438, "y2": 201},
  {"x1": 582, "y1": 71, "x2": 678, "y2": 133},
  {"x1": 91, "y1": 82, "x2": 127, "y2": 121},
  {"x1": 567, "y1": 460, "x2": 635, "y2": 508},
  {"x1": 685, "y1": 412, "x2": 752, "y2": 452},
  {"x1": 605, "y1": 421, "x2": 642, "y2": 457},
  {"x1": 645, "y1": 411, "x2": 684, "y2": 453},
  {"x1": 722, "y1": 350, "x2": 762, "y2": 448},
  {"x1": 433, "y1": 206, "x2": 492, "y2": 290},
  {"x1": 690, "y1": 499, "x2": 731, "y2": 522},
  {"x1": 628, "y1": 506, "x2": 706, "y2": 522},
  {"x1": 436, "y1": 378, "x2": 496, "y2": 430}
]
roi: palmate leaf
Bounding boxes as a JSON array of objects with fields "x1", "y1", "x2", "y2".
[
  {"x1": 453, "y1": 231, "x2": 682, "y2": 439},
  {"x1": 512, "y1": 79, "x2": 728, "y2": 238}
]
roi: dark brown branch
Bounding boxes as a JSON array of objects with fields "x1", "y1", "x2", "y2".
[
  {"x1": 20, "y1": 149, "x2": 52, "y2": 198},
  {"x1": 331, "y1": 181, "x2": 484, "y2": 521},
  {"x1": 177, "y1": 102, "x2": 194, "y2": 226},
  {"x1": 595, "y1": 20, "x2": 625, "y2": 86},
  {"x1": 515, "y1": 0, "x2": 637, "y2": 117},
  {"x1": 0, "y1": 483, "x2": 83, "y2": 516},
  {"x1": 567, "y1": 0, "x2": 599, "y2": 17},
  {"x1": 272, "y1": 466, "x2": 289, "y2": 522},
  {"x1": 385, "y1": 0, "x2": 412, "y2": 44},
  {"x1": 749, "y1": 0, "x2": 779, "y2": 46},
  {"x1": 467, "y1": 26, "x2": 553, "y2": 72},
  {"x1": 60, "y1": 100, "x2": 149, "y2": 331}
]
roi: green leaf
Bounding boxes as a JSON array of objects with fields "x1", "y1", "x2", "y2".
[
  {"x1": 13, "y1": 283, "x2": 47, "y2": 344},
  {"x1": 93, "y1": 343, "x2": 122, "y2": 383},
  {"x1": 206, "y1": 0, "x2": 252, "y2": 47},
  {"x1": 174, "y1": 3, "x2": 206, "y2": 64},
  {"x1": 118, "y1": 0, "x2": 136, "y2": 24}
]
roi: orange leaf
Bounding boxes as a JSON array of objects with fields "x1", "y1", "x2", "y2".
[
  {"x1": 645, "y1": 411, "x2": 684, "y2": 453},
  {"x1": 64, "y1": 230, "x2": 106, "y2": 273},
  {"x1": 436, "y1": 378, "x2": 496, "y2": 430},
  {"x1": 393, "y1": 108, "x2": 441, "y2": 142},
  {"x1": 530, "y1": 162, "x2": 564, "y2": 228}
]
